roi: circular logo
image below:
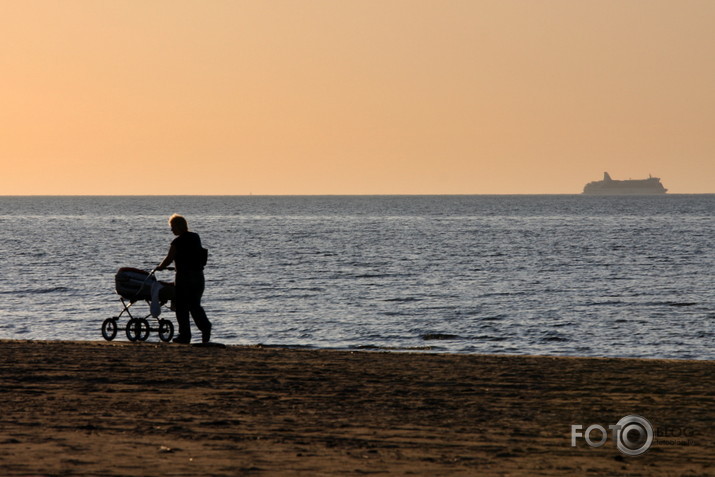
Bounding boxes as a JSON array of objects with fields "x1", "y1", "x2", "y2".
[{"x1": 615, "y1": 415, "x2": 653, "y2": 456}]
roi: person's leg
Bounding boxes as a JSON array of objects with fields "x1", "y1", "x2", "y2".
[
  {"x1": 173, "y1": 275, "x2": 192, "y2": 343},
  {"x1": 174, "y1": 303, "x2": 192, "y2": 342},
  {"x1": 187, "y1": 274, "x2": 212, "y2": 343},
  {"x1": 190, "y1": 305, "x2": 211, "y2": 343}
]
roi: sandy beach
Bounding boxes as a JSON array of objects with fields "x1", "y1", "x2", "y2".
[{"x1": 0, "y1": 340, "x2": 713, "y2": 476}]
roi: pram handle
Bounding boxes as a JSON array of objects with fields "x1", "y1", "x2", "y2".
[{"x1": 151, "y1": 266, "x2": 175, "y2": 274}]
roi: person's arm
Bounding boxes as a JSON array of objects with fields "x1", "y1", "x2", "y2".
[{"x1": 157, "y1": 244, "x2": 177, "y2": 271}]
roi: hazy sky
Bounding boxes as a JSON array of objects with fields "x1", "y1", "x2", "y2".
[{"x1": 2, "y1": 0, "x2": 714, "y2": 194}]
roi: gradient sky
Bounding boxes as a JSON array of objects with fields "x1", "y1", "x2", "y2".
[{"x1": 2, "y1": 0, "x2": 714, "y2": 194}]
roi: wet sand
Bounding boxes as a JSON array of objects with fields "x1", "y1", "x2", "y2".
[{"x1": 0, "y1": 340, "x2": 713, "y2": 476}]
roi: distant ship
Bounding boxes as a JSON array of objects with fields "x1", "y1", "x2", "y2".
[{"x1": 583, "y1": 172, "x2": 668, "y2": 195}]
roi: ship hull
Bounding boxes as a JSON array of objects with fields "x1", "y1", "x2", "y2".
[{"x1": 583, "y1": 187, "x2": 667, "y2": 195}]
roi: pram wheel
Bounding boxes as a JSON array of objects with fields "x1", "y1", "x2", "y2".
[
  {"x1": 101, "y1": 318, "x2": 118, "y2": 341},
  {"x1": 126, "y1": 318, "x2": 150, "y2": 342},
  {"x1": 158, "y1": 319, "x2": 174, "y2": 342}
]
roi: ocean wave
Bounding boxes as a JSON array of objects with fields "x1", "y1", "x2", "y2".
[
  {"x1": 354, "y1": 344, "x2": 435, "y2": 351},
  {"x1": 539, "y1": 332, "x2": 570, "y2": 343},
  {"x1": 353, "y1": 273, "x2": 406, "y2": 279},
  {"x1": 421, "y1": 333, "x2": 460, "y2": 340},
  {"x1": 0, "y1": 286, "x2": 71, "y2": 295}
]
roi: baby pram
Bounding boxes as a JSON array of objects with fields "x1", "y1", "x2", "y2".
[{"x1": 102, "y1": 267, "x2": 176, "y2": 342}]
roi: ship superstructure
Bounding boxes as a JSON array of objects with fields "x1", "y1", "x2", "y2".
[{"x1": 583, "y1": 172, "x2": 667, "y2": 195}]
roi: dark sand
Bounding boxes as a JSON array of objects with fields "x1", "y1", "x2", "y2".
[{"x1": 0, "y1": 340, "x2": 713, "y2": 476}]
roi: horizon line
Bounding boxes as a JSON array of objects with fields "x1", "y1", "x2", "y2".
[{"x1": 2, "y1": 192, "x2": 713, "y2": 197}]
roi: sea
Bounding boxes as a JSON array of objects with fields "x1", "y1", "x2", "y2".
[{"x1": 1, "y1": 195, "x2": 713, "y2": 360}]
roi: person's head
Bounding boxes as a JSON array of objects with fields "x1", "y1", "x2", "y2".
[{"x1": 168, "y1": 214, "x2": 189, "y2": 236}]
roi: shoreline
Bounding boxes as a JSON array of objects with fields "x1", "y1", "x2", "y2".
[
  {"x1": 17, "y1": 338, "x2": 715, "y2": 362},
  {"x1": 1, "y1": 340, "x2": 713, "y2": 476}
]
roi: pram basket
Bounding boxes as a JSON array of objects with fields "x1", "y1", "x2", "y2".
[{"x1": 115, "y1": 267, "x2": 155, "y2": 302}]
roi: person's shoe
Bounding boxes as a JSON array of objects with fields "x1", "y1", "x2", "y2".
[
  {"x1": 172, "y1": 335, "x2": 190, "y2": 344},
  {"x1": 201, "y1": 325, "x2": 212, "y2": 344}
]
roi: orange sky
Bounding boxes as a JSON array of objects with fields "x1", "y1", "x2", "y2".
[{"x1": 2, "y1": 0, "x2": 714, "y2": 194}]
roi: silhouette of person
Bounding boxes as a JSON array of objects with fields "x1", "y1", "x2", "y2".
[{"x1": 157, "y1": 214, "x2": 212, "y2": 344}]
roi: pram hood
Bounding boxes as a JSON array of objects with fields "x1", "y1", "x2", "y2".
[{"x1": 115, "y1": 267, "x2": 156, "y2": 302}]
